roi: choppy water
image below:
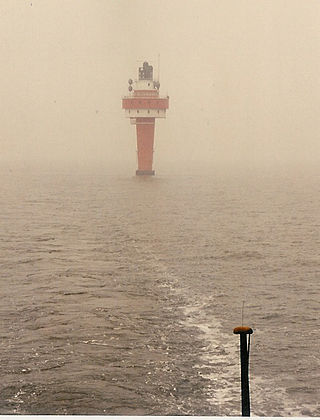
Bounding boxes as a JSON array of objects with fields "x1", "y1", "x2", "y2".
[{"x1": 0, "y1": 162, "x2": 319, "y2": 416}]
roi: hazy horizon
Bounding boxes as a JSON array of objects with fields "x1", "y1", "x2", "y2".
[{"x1": 1, "y1": 0, "x2": 319, "y2": 168}]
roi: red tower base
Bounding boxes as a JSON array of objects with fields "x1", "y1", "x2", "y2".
[
  {"x1": 136, "y1": 117, "x2": 155, "y2": 176},
  {"x1": 136, "y1": 170, "x2": 155, "y2": 176}
]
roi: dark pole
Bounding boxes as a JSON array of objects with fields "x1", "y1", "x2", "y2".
[{"x1": 233, "y1": 326, "x2": 253, "y2": 416}]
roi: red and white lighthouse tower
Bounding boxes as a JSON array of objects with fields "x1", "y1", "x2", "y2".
[{"x1": 122, "y1": 61, "x2": 169, "y2": 175}]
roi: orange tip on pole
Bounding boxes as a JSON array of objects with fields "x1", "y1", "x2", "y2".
[{"x1": 233, "y1": 326, "x2": 253, "y2": 334}]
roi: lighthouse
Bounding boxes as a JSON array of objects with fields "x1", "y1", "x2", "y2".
[{"x1": 122, "y1": 61, "x2": 169, "y2": 175}]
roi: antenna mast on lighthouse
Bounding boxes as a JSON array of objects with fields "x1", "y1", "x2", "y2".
[{"x1": 122, "y1": 60, "x2": 169, "y2": 176}]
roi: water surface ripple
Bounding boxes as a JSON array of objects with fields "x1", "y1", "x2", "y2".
[{"x1": 0, "y1": 164, "x2": 319, "y2": 416}]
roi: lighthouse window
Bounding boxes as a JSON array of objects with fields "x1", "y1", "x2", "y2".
[
  {"x1": 148, "y1": 110, "x2": 150, "y2": 113},
  {"x1": 137, "y1": 110, "x2": 139, "y2": 113},
  {"x1": 157, "y1": 110, "x2": 159, "y2": 113}
]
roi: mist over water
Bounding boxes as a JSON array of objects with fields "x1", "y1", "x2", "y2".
[
  {"x1": 1, "y1": 0, "x2": 320, "y2": 416},
  {"x1": 1, "y1": 0, "x2": 320, "y2": 167},
  {"x1": 0, "y1": 161, "x2": 319, "y2": 415}
]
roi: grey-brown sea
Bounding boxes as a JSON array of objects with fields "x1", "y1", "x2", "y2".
[{"x1": 0, "y1": 161, "x2": 319, "y2": 416}]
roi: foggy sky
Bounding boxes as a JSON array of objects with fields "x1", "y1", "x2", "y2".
[{"x1": 1, "y1": 0, "x2": 319, "y2": 168}]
